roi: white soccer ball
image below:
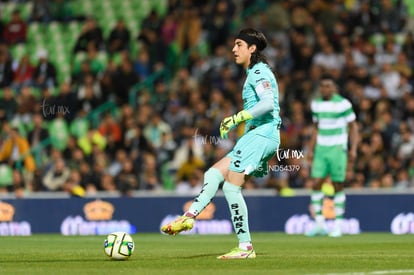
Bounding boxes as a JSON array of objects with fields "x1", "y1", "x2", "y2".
[{"x1": 104, "y1": 232, "x2": 135, "y2": 260}]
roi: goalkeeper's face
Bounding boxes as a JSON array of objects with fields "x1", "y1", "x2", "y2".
[{"x1": 232, "y1": 39, "x2": 253, "y2": 68}]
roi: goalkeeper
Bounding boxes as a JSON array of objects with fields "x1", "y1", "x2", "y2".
[{"x1": 161, "y1": 28, "x2": 282, "y2": 259}]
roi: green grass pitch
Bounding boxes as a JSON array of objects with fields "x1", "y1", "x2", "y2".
[{"x1": 1, "y1": 233, "x2": 414, "y2": 275}]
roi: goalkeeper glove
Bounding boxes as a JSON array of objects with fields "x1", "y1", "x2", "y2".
[{"x1": 220, "y1": 110, "x2": 253, "y2": 139}]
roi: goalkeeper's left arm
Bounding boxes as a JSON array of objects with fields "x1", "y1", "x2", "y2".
[{"x1": 220, "y1": 85, "x2": 273, "y2": 139}]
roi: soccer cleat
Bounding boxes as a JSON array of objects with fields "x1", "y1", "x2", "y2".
[
  {"x1": 217, "y1": 247, "x2": 256, "y2": 259},
  {"x1": 329, "y1": 228, "x2": 343, "y2": 238},
  {"x1": 305, "y1": 226, "x2": 328, "y2": 237},
  {"x1": 161, "y1": 215, "x2": 194, "y2": 235}
]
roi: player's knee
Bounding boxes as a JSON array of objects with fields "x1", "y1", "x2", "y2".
[
  {"x1": 312, "y1": 179, "x2": 324, "y2": 190},
  {"x1": 332, "y1": 182, "x2": 344, "y2": 192},
  {"x1": 205, "y1": 167, "x2": 225, "y2": 183},
  {"x1": 222, "y1": 181, "x2": 241, "y2": 194}
]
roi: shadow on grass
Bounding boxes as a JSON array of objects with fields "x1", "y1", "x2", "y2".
[
  {"x1": 183, "y1": 253, "x2": 223, "y2": 259},
  {"x1": 183, "y1": 252, "x2": 267, "y2": 259}
]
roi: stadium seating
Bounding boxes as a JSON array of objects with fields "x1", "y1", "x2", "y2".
[{"x1": 5, "y1": 0, "x2": 167, "y2": 89}]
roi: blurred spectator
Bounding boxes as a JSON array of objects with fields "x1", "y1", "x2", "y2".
[
  {"x1": 175, "y1": 148, "x2": 205, "y2": 184},
  {"x1": 15, "y1": 86, "x2": 37, "y2": 125},
  {"x1": 0, "y1": 87, "x2": 17, "y2": 121},
  {"x1": 0, "y1": 49, "x2": 13, "y2": 88},
  {"x1": 395, "y1": 169, "x2": 410, "y2": 189},
  {"x1": 396, "y1": 123, "x2": 414, "y2": 165},
  {"x1": 76, "y1": 74, "x2": 101, "y2": 102},
  {"x1": 42, "y1": 157, "x2": 70, "y2": 191},
  {"x1": 98, "y1": 112, "x2": 122, "y2": 155},
  {"x1": 11, "y1": 169, "x2": 25, "y2": 197},
  {"x1": 0, "y1": 15, "x2": 4, "y2": 44},
  {"x1": 115, "y1": 158, "x2": 138, "y2": 191},
  {"x1": 52, "y1": 81, "x2": 77, "y2": 121},
  {"x1": 73, "y1": 17, "x2": 104, "y2": 53},
  {"x1": 160, "y1": 12, "x2": 178, "y2": 46},
  {"x1": 377, "y1": 0, "x2": 407, "y2": 33},
  {"x1": 0, "y1": 123, "x2": 35, "y2": 188},
  {"x1": 107, "y1": 18, "x2": 131, "y2": 54},
  {"x1": 163, "y1": 99, "x2": 190, "y2": 137},
  {"x1": 89, "y1": 151, "x2": 108, "y2": 190},
  {"x1": 83, "y1": 43, "x2": 105, "y2": 75},
  {"x1": 12, "y1": 55, "x2": 35, "y2": 92},
  {"x1": 393, "y1": 51, "x2": 412, "y2": 78},
  {"x1": 33, "y1": 49, "x2": 57, "y2": 90},
  {"x1": 175, "y1": 168, "x2": 203, "y2": 195},
  {"x1": 204, "y1": 0, "x2": 233, "y2": 53},
  {"x1": 405, "y1": 96, "x2": 414, "y2": 132},
  {"x1": 112, "y1": 57, "x2": 139, "y2": 105},
  {"x1": 100, "y1": 173, "x2": 117, "y2": 192},
  {"x1": 350, "y1": 1, "x2": 376, "y2": 34},
  {"x1": 3, "y1": 9, "x2": 27, "y2": 45},
  {"x1": 78, "y1": 161, "x2": 96, "y2": 192},
  {"x1": 122, "y1": 118, "x2": 152, "y2": 156},
  {"x1": 64, "y1": 169, "x2": 86, "y2": 197},
  {"x1": 312, "y1": 43, "x2": 344, "y2": 71},
  {"x1": 27, "y1": 113, "x2": 49, "y2": 149},
  {"x1": 76, "y1": 78, "x2": 101, "y2": 113},
  {"x1": 61, "y1": 134, "x2": 78, "y2": 159},
  {"x1": 78, "y1": 128, "x2": 106, "y2": 156},
  {"x1": 143, "y1": 112, "x2": 173, "y2": 150},
  {"x1": 364, "y1": 75, "x2": 385, "y2": 100},
  {"x1": 133, "y1": 47, "x2": 151, "y2": 80},
  {"x1": 50, "y1": 0, "x2": 73, "y2": 23},
  {"x1": 175, "y1": 6, "x2": 201, "y2": 54},
  {"x1": 177, "y1": 6, "x2": 202, "y2": 63},
  {"x1": 99, "y1": 70, "x2": 116, "y2": 102},
  {"x1": 402, "y1": 31, "x2": 414, "y2": 61},
  {"x1": 66, "y1": 147, "x2": 85, "y2": 170},
  {"x1": 139, "y1": 152, "x2": 161, "y2": 190},
  {"x1": 30, "y1": 0, "x2": 51, "y2": 23},
  {"x1": 107, "y1": 149, "x2": 127, "y2": 177},
  {"x1": 74, "y1": 161, "x2": 92, "y2": 194},
  {"x1": 378, "y1": 63, "x2": 400, "y2": 102},
  {"x1": 137, "y1": 24, "x2": 167, "y2": 72},
  {"x1": 151, "y1": 80, "x2": 170, "y2": 112},
  {"x1": 140, "y1": 9, "x2": 161, "y2": 36},
  {"x1": 71, "y1": 60, "x2": 94, "y2": 85}
]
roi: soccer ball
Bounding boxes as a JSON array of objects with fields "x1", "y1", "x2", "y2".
[{"x1": 104, "y1": 232, "x2": 135, "y2": 260}]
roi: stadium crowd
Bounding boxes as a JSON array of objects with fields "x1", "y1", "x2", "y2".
[{"x1": 0, "y1": 0, "x2": 413, "y2": 197}]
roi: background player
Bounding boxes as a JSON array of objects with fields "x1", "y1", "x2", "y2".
[{"x1": 305, "y1": 74, "x2": 359, "y2": 237}]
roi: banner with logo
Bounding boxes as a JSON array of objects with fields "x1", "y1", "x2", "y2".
[
  {"x1": 0, "y1": 201, "x2": 32, "y2": 236},
  {"x1": 0, "y1": 194, "x2": 413, "y2": 235}
]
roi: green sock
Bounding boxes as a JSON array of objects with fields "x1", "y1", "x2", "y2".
[
  {"x1": 187, "y1": 168, "x2": 224, "y2": 217},
  {"x1": 311, "y1": 190, "x2": 325, "y2": 227},
  {"x1": 334, "y1": 191, "x2": 346, "y2": 229},
  {"x1": 223, "y1": 181, "x2": 251, "y2": 244}
]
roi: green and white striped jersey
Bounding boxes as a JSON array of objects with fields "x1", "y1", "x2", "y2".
[{"x1": 311, "y1": 94, "x2": 356, "y2": 149}]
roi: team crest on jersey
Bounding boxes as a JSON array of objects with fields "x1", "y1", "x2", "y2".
[{"x1": 262, "y1": 80, "x2": 271, "y2": 89}]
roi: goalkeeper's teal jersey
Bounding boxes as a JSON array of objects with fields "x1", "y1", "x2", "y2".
[{"x1": 243, "y1": 62, "x2": 281, "y2": 132}]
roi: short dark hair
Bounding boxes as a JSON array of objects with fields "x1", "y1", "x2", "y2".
[{"x1": 320, "y1": 73, "x2": 335, "y2": 82}]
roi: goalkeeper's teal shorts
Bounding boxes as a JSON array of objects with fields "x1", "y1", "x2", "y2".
[{"x1": 226, "y1": 123, "x2": 280, "y2": 178}]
